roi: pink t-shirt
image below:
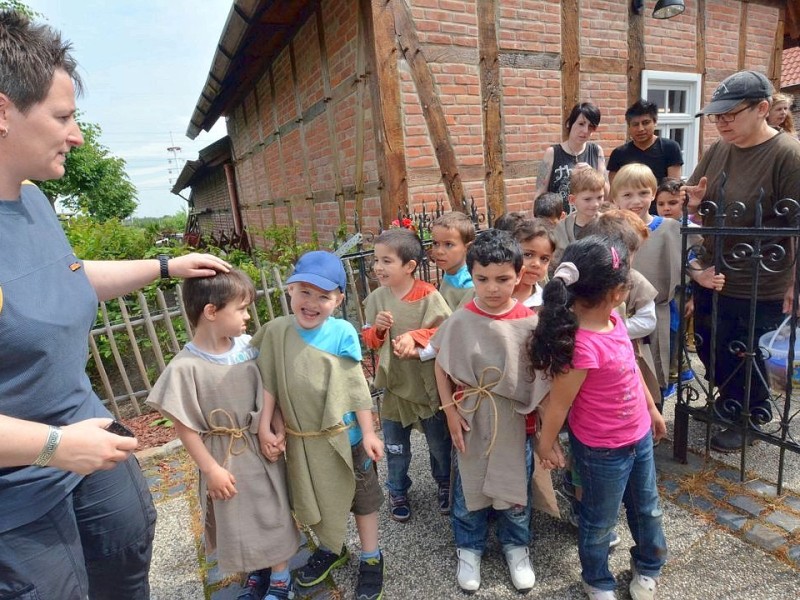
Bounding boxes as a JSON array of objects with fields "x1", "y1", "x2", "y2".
[{"x1": 567, "y1": 311, "x2": 652, "y2": 448}]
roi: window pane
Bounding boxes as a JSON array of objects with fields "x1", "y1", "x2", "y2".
[
  {"x1": 647, "y1": 89, "x2": 668, "y2": 112},
  {"x1": 668, "y1": 127, "x2": 685, "y2": 149},
  {"x1": 668, "y1": 90, "x2": 687, "y2": 114}
]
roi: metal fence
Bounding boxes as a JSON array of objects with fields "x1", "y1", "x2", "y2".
[{"x1": 672, "y1": 186, "x2": 800, "y2": 493}]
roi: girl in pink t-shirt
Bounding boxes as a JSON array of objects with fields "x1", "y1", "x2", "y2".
[{"x1": 529, "y1": 235, "x2": 667, "y2": 600}]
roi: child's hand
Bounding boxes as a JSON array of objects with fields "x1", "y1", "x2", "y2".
[
  {"x1": 684, "y1": 296, "x2": 695, "y2": 318},
  {"x1": 259, "y1": 430, "x2": 285, "y2": 462},
  {"x1": 535, "y1": 439, "x2": 566, "y2": 470},
  {"x1": 392, "y1": 333, "x2": 418, "y2": 358},
  {"x1": 362, "y1": 432, "x2": 384, "y2": 462},
  {"x1": 374, "y1": 311, "x2": 394, "y2": 333},
  {"x1": 444, "y1": 409, "x2": 470, "y2": 453},
  {"x1": 205, "y1": 464, "x2": 238, "y2": 500},
  {"x1": 649, "y1": 406, "x2": 667, "y2": 442}
]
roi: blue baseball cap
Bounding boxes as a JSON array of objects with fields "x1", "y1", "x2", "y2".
[{"x1": 286, "y1": 251, "x2": 346, "y2": 292}]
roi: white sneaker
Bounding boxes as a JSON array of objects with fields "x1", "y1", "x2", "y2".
[
  {"x1": 582, "y1": 581, "x2": 618, "y2": 600},
  {"x1": 504, "y1": 545, "x2": 536, "y2": 591},
  {"x1": 629, "y1": 560, "x2": 658, "y2": 600},
  {"x1": 456, "y1": 548, "x2": 481, "y2": 592},
  {"x1": 609, "y1": 530, "x2": 621, "y2": 549}
]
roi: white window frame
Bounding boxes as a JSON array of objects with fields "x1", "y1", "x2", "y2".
[{"x1": 641, "y1": 70, "x2": 703, "y2": 178}]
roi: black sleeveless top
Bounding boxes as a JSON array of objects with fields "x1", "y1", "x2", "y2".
[{"x1": 547, "y1": 142, "x2": 601, "y2": 212}]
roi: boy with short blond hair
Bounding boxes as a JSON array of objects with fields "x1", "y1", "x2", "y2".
[
  {"x1": 553, "y1": 166, "x2": 605, "y2": 262},
  {"x1": 252, "y1": 251, "x2": 386, "y2": 600},
  {"x1": 611, "y1": 163, "x2": 681, "y2": 403},
  {"x1": 431, "y1": 212, "x2": 476, "y2": 310},
  {"x1": 363, "y1": 229, "x2": 452, "y2": 521}
]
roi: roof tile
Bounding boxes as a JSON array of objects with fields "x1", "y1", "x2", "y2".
[{"x1": 782, "y1": 46, "x2": 800, "y2": 89}]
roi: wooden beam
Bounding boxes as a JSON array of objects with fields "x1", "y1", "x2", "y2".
[
  {"x1": 561, "y1": 0, "x2": 580, "y2": 139},
  {"x1": 768, "y1": 6, "x2": 785, "y2": 88},
  {"x1": 288, "y1": 39, "x2": 317, "y2": 236},
  {"x1": 695, "y1": 1, "x2": 706, "y2": 158},
  {"x1": 392, "y1": 0, "x2": 466, "y2": 212},
  {"x1": 477, "y1": 0, "x2": 505, "y2": 218},
  {"x1": 738, "y1": 1, "x2": 749, "y2": 70},
  {"x1": 268, "y1": 65, "x2": 293, "y2": 225},
  {"x1": 316, "y1": 5, "x2": 347, "y2": 226},
  {"x1": 362, "y1": 0, "x2": 408, "y2": 228},
  {"x1": 582, "y1": 56, "x2": 627, "y2": 75},
  {"x1": 627, "y1": 5, "x2": 645, "y2": 106}
]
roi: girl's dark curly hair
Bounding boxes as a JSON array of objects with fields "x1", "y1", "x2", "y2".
[{"x1": 528, "y1": 235, "x2": 630, "y2": 378}]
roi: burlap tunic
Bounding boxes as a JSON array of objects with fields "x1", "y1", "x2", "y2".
[
  {"x1": 146, "y1": 349, "x2": 300, "y2": 573},
  {"x1": 252, "y1": 317, "x2": 373, "y2": 551},
  {"x1": 621, "y1": 269, "x2": 661, "y2": 404},
  {"x1": 439, "y1": 279, "x2": 475, "y2": 311},
  {"x1": 432, "y1": 307, "x2": 549, "y2": 511},
  {"x1": 364, "y1": 285, "x2": 451, "y2": 426}
]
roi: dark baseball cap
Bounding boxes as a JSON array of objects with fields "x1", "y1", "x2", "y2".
[
  {"x1": 696, "y1": 70, "x2": 774, "y2": 116},
  {"x1": 286, "y1": 251, "x2": 346, "y2": 292}
]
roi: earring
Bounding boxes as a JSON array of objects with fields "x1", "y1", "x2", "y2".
[{"x1": 0, "y1": 128, "x2": 7, "y2": 138}]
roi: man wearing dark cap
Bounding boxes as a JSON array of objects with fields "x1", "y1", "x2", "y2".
[{"x1": 683, "y1": 70, "x2": 800, "y2": 452}]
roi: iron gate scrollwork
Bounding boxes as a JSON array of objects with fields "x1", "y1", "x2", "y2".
[{"x1": 672, "y1": 177, "x2": 800, "y2": 493}]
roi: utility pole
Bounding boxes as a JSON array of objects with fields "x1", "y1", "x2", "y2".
[{"x1": 167, "y1": 131, "x2": 183, "y2": 187}]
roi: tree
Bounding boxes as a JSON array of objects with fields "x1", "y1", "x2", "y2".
[{"x1": 39, "y1": 118, "x2": 139, "y2": 222}]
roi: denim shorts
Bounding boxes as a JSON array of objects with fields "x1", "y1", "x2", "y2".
[{"x1": 351, "y1": 442, "x2": 383, "y2": 516}]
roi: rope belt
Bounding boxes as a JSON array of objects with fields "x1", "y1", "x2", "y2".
[
  {"x1": 204, "y1": 408, "x2": 250, "y2": 468},
  {"x1": 284, "y1": 422, "x2": 351, "y2": 438},
  {"x1": 440, "y1": 366, "x2": 502, "y2": 456}
]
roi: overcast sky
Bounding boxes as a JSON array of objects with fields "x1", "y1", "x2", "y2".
[{"x1": 26, "y1": 0, "x2": 232, "y2": 218}]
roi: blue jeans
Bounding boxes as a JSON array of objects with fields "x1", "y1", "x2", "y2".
[
  {"x1": 451, "y1": 437, "x2": 533, "y2": 553},
  {"x1": 0, "y1": 456, "x2": 157, "y2": 599},
  {"x1": 382, "y1": 412, "x2": 451, "y2": 497},
  {"x1": 570, "y1": 431, "x2": 667, "y2": 591}
]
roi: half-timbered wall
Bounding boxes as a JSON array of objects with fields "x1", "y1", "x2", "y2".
[{"x1": 221, "y1": 0, "x2": 784, "y2": 244}]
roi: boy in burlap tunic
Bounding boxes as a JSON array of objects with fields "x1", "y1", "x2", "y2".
[
  {"x1": 253, "y1": 251, "x2": 385, "y2": 600},
  {"x1": 147, "y1": 270, "x2": 300, "y2": 600},
  {"x1": 432, "y1": 230, "x2": 550, "y2": 594},
  {"x1": 362, "y1": 228, "x2": 452, "y2": 522}
]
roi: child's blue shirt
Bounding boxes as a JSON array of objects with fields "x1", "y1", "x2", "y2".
[
  {"x1": 294, "y1": 317, "x2": 364, "y2": 445},
  {"x1": 442, "y1": 263, "x2": 474, "y2": 289}
]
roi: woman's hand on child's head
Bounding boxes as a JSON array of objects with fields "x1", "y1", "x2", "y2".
[
  {"x1": 205, "y1": 464, "x2": 238, "y2": 500},
  {"x1": 362, "y1": 432, "x2": 384, "y2": 462},
  {"x1": 392, "y1": 333, "x2": 418, "y2": 358},
  {"x1": 374, "y1": 311, "x2": 394, "y2": 332}
]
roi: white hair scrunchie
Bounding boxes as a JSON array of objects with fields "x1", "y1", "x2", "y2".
[{"x1": 552, "y1": 261, "x2": 580, "y2": 286}]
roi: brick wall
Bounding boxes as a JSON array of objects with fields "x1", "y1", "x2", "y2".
[{"x1": 218, "y1": 0, "x2": 782, "y2": 245}]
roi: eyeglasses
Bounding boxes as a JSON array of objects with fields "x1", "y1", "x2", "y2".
[{"x1": 706, "y1": 104, "x2": 757, "y2": 124}]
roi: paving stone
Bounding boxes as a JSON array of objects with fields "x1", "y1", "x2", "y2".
[
  {"x1": 728, "y1": 494, "x2": 765, "y2": 516},
  {"x1": 288, "y1": 546, "x2": 313, "y2": 571},
  {"x1": 210, "y1": 584, "x2": 242, "y2": 600},
  {"x1": 206, "y1": 561, "x2": 224, "y2": 586},
  {"x1": 745, "y1": 480, "x2": 778, "y2": 497},
  {"x1": 659, "y1": 478, "x2": 680, "y2": 495},
  {"x1": 705, "y1": 481, "x2": 728, "y2": 500},
  {"x1": 675, "y1": 492, "x2": 714, "y2": 512},
  {"x1": 765, "y1": 510, "x2": 800, "y2": 533},
  {"x1": 145, "y1": 476, "x2": 160, "y2": 488},
  {"x1": 168, "y1": 483, "x2": 187, "y2": 495},
  {"x1": 150, "y1": 491, "x2": 163, "y2": 502},
  {"x1": 717, "y1": 468, "x2": 743, "y2": 483},
  {"x1": 783, "y1": 495, "x2": 800, "y2": 513},
  {"x1": 788, "y1": 545, "x2": 800, "y2": 567},
  {"x1": 715, "y1": 509, "x2": 748, "y2": 532},
  {"x1": 744, "y1": 523, "x2": 786, "y2": 552}
]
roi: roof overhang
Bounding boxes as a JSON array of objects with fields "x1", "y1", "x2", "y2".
[
  {"x1": 171, "y1": 136, "x2": 232, "y2": 194},
  {"x1": 186, "y1": 0, "x2": 317, "y2": 139}
]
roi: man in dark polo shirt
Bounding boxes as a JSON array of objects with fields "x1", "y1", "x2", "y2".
[{"x1": 608, "y1": 99, "x2": 684, "y2": 213}]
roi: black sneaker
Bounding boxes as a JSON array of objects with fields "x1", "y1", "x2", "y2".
[
  {"x1": 389, "y1": 494, "x2": 411, "y2": 522},
  {"x1": 295, "y1": 545, "x2": 349, "y2": 587},
  {"x1": 236, "y1": 568, "x2": 271, "y2": 600},
  {"x1": 262, "y1": 577, "x2": 295, "y2": 600},
  {"x1": 356, "y1": 552, "x2": 385, "y2": 600},
  {"x1": 437, "y1": 483, "x2": 451, "y2": 515}
]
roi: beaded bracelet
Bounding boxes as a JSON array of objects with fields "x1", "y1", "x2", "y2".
[{"x1": 32, "y1": 425, "x2": 62, "y2": 467}]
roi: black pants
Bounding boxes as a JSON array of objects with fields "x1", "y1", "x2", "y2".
[{"x1": 693, "y1": 287, "x2": 784, "y2": 425}]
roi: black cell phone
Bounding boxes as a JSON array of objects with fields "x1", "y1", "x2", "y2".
[{"x1": 105, "y1": 420, "x2": 135, "y2": 437}]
